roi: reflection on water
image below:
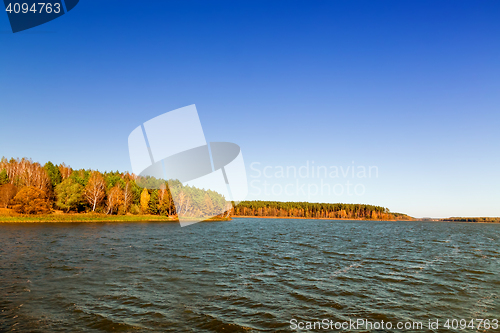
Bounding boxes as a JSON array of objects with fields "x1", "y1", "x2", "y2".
[{"x1": 0, "y1": 219, "x2": 499, "y2": 332}]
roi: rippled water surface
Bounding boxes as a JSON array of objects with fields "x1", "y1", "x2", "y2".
[{"x1": 1, "y1": 219, "x2": 499, "y2": 332}]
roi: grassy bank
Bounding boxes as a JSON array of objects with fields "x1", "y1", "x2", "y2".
[
  {"x1": 0, "y1": 209, "x2": 231, "y2": 223},
  {"x1": 0, "y1": 213, "x2": 175, "y2": 223}
]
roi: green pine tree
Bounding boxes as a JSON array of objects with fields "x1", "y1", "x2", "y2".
[
  {"x1": 0, "y1": 169, "x2": 9, "y2": 185},
  {"x1": 44, "y1": 162, "x2": 62, "y2": 188}
]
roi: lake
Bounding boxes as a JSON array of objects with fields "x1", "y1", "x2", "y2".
[{"x1": 1, "y1": 219, "x2": 499, "y2": 332}]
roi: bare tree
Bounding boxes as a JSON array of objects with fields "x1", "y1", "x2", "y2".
[
  {"x1": 84, "y1": 171, "x2": 106, "y2": 211},
  {"x1": 58, "y1": 163, "x2": 72, "y2": 179},
  {"x1": 122, "y1": 181, "x2": 132, "y2": 212},
  {"x1": 1, "y1": 158, "x2": 50, "y2": 191},
  {"x1": 177, "y1": 190, "x2": 192, "y2": 216},
  {"x1": 105, "y1": 184, "x2": 123, "y2": 215},
  {"x1": 224, "y1": 201, "x2": 233, "y2": 218}
]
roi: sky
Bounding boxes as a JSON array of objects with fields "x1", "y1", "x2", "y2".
[{"x1": 1, "y1": 0, "x2": 499, "y2": 218}]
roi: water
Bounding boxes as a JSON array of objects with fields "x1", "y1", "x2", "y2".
[{"x1": 0, "y1": 219, "x2": 499, "y2": 332}]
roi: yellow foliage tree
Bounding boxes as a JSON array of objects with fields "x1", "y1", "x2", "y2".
[
  {"x1": 11, "y1": 186, "x2": 50, "y2": 214},
  {"x1": 140, "y1": 188, "x2": 150, "y2": 214},
  {"x1": 0, "y1": 184, "x2": 18, "y2": 208},
  {"x1": 106, "y1": 184, "x2": 123, "y2": 215}
]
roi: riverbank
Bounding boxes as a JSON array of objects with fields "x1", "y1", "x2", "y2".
[{"x1": 0, "y1": 209, "x2": 231, "y2": 223}]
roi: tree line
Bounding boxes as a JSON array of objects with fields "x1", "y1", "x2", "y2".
[
  {"x1": 0, "y1": 157, "x2": 411, "y2": 220},
  {"x1": 232, "y1": 200, "x2": 412, "y2": 220},
  {"x1": 0, "y1": 157, "x2": 227, "y2": 217},
  {"x1": 441, "y1": 217, "x2": 500, "y2": 223}
]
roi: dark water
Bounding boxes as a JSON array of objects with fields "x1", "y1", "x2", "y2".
[{"x1": 0, "y1": 219, "x2": 499, "y2": 332}]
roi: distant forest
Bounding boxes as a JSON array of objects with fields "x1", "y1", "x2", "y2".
[
  {"x1": 233, "y1": 201, "x2": 412, "y2": 220},
  {"x1": 0, "y1": 157, "x2": 410, "y2": 220},
  {"x1": 441, "y1": 217, "x2": 500, "y2": 223}
]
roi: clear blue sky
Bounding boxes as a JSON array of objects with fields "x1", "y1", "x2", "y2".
[{"x1": 1, "y1": 1, "x2": 499, "y2": 217}]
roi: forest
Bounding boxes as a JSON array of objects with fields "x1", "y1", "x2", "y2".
[
  {"x1": 0, "y1": 157, "x2": 411, "y2": 221},
  {"x1": 441, "y1": 217, "x2": 500, "y2": 223},
  {"x1": 233, "y1": 201, "x2": 412, "y2": 220},
  {"x1": 0, "y1": 157, "x2": 228, "y2": 218}
]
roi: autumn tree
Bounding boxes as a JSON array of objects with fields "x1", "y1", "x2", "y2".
[
  {"x1": 58, "y1": 163, "x2": 72, "y2": 180},
  {"x1": 13, "y1": 158, "x2": 50, "y2": 190},
  {"x1": 106, "y1": 184, "x2": 123, "y2": 215},
  {"x1": 122, "y1": 181, "x2": 132, "y2": 212},
  {"x1": 84, "y1": 171, "x2": 106, "y2": 212},
  {"x1": 0, "y1": 184, "x2": 17, "y2": 208},
  {"x1": 158, "y1": 183, "x2": 174, "y2": 216},
  {"x1": 11, "y1": 186, "x2": 50, "y2": 214},
  {"x1": 55, "y1": 179, "x2": 84, "y2": 212},
  {"x1": 140, "y1": 188, "x2": 150, "y2": 214},
  {"x1": 0, "y1": 158, "x2": 18, "y2": 186}
]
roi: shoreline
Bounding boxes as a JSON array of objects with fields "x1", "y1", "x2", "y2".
[
  {"x1": 0, "y1": 213, "x2": 232, "y2": 223},
  {"x1": 232, "y1": 216, "x2": 500, "y2": 223},
  {"x1": 0, "y1": 214, "x2": 498, "y2": 224},
  {"x1": 232, "y1": 215, "x2": 410, "y2": 221}
]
